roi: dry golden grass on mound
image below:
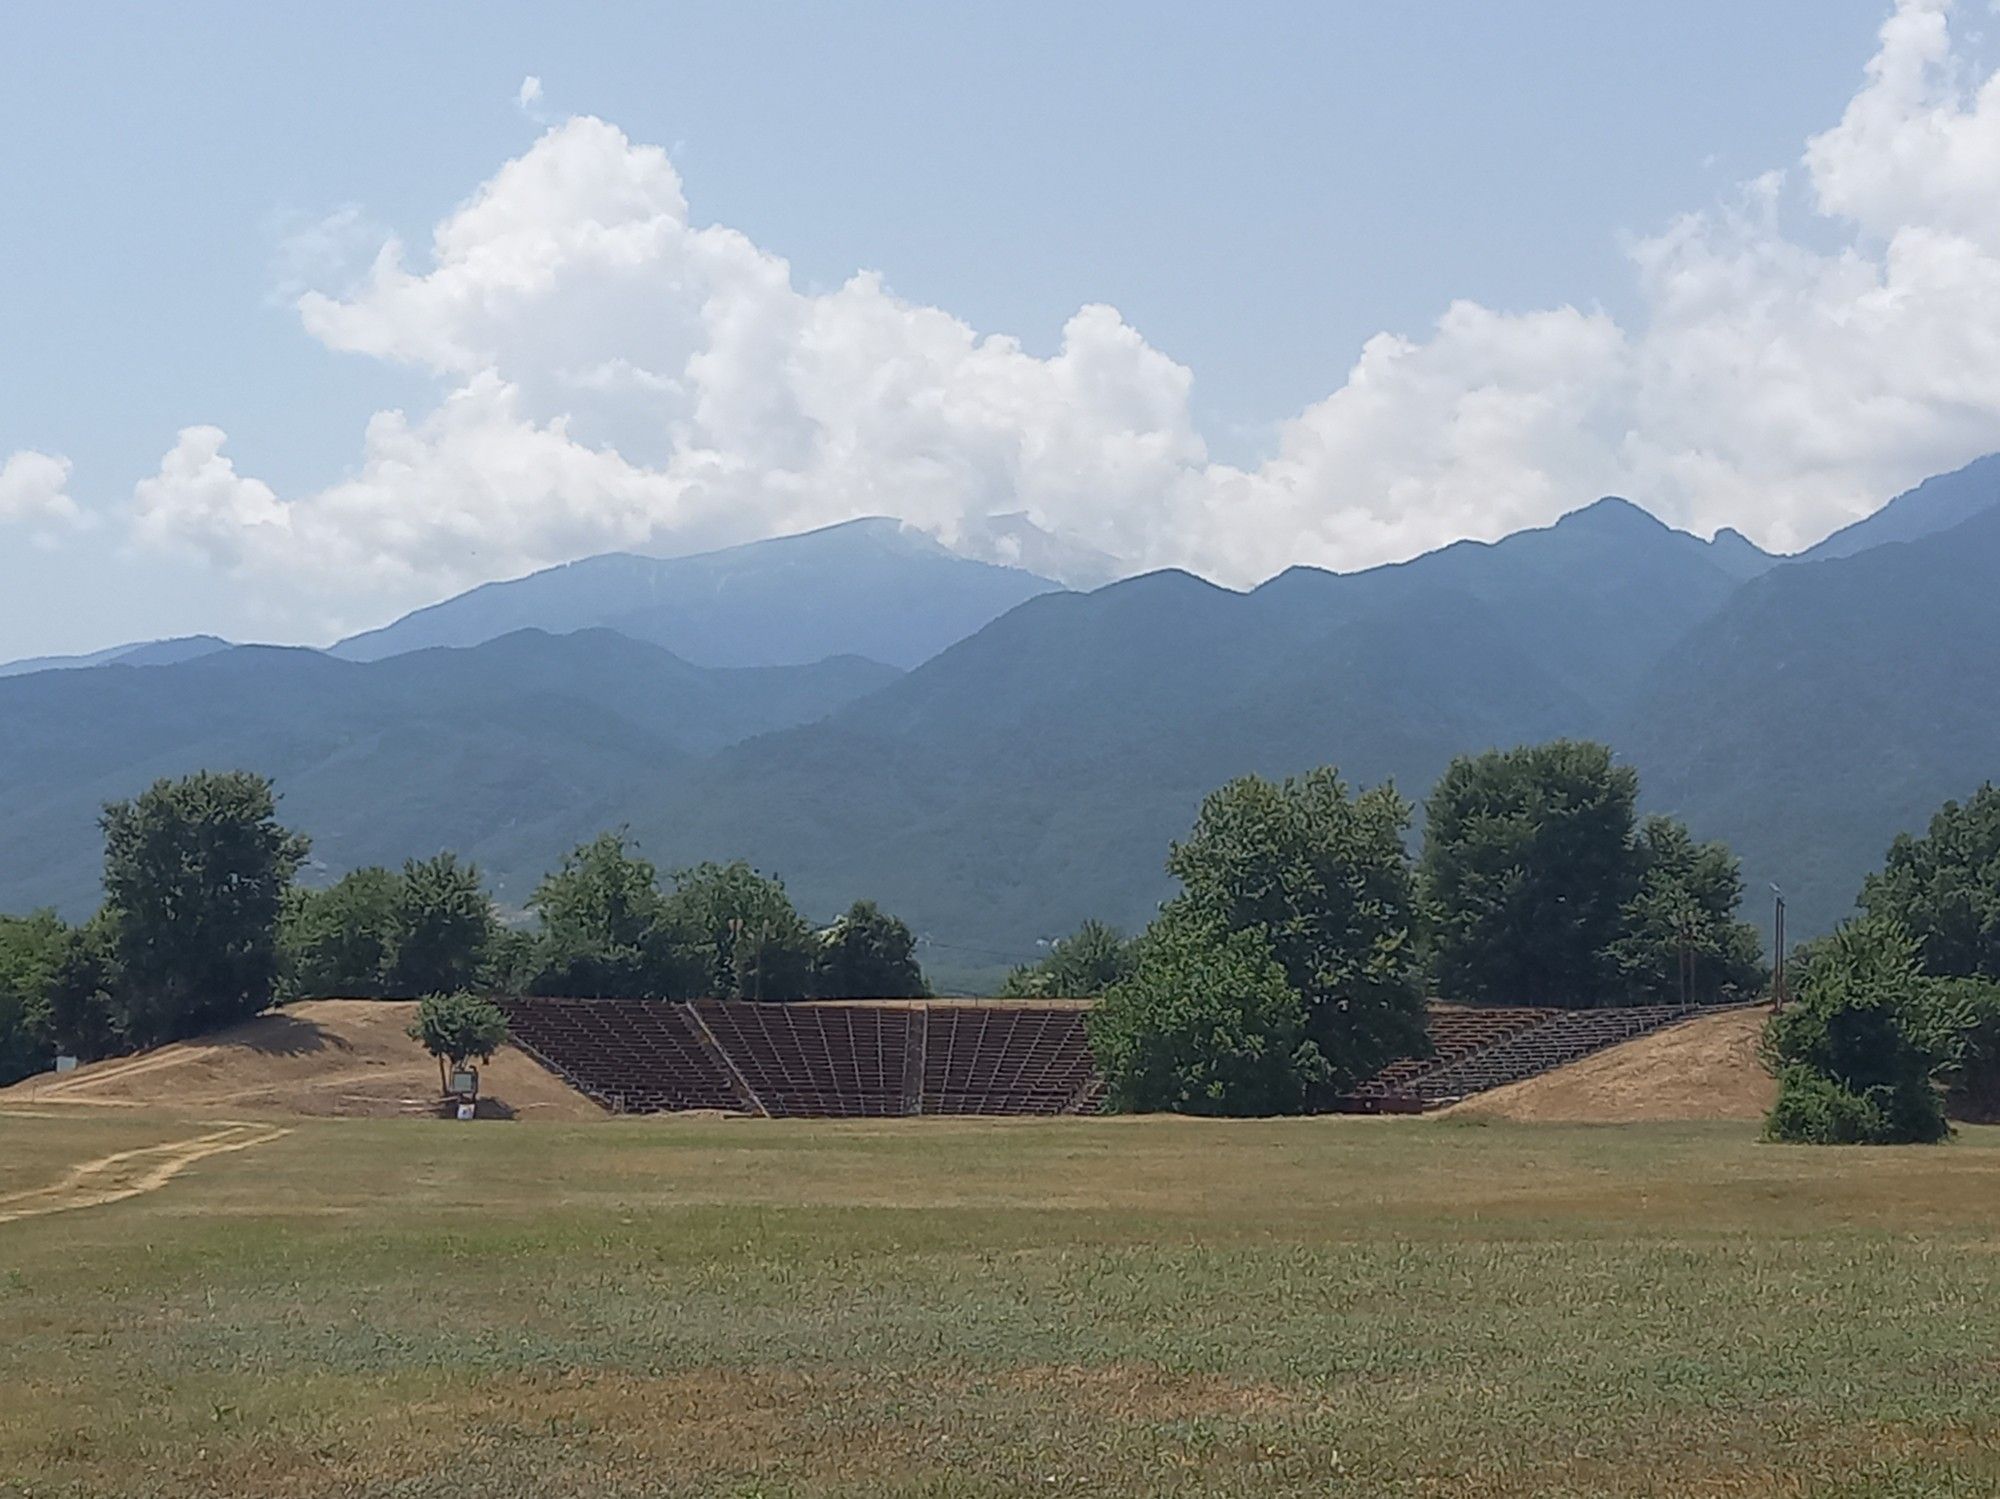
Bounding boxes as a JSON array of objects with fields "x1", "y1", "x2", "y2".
[
  {"x1": 1448, "y1": 1005, "x2": 1777, "y2": 1123},
  {"x1": 0, "y1": 999, "x2": 603, "y2": 1121}
]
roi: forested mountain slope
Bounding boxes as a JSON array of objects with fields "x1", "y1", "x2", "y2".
[
  {"x1": 1625, "y1": 502, "x2": 2000, "y2": 938},
  {"x1": 0, "y1": 633, "x2": 898, "y2": 916}
]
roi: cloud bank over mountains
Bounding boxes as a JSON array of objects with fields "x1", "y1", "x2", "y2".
[{"x1": 23, "y1": 0, "x2": 2000, "y2": 634}]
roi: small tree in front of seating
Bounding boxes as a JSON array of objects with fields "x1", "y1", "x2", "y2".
[{"x1": 407, "y1": 990, "x2": 509, "y2": 1097}]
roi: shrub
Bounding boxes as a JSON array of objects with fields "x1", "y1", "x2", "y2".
[
  {"x1": 1765, "y1": 1066, "x2": 1893, "y2": 1145},
  {"x1": 1761, "y1": 920, "x2": 1951, "y2": 1144}
]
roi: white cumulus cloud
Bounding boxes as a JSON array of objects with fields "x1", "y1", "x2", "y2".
[
  {"x1": 0, "y1": 450, "x2": 83, "y2": 537},
  {"x1": 130, "y1": 0, "x2": 2000, "y2": 635}
]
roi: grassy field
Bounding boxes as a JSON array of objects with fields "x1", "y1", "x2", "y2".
[{"x1": 2, "y1": 1109, "x2": 1997, "y2": 1497}]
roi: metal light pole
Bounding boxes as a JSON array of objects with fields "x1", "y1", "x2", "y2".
[{"x1": 1770, "y1": 884, "x2": 1787, "y2": 1010}]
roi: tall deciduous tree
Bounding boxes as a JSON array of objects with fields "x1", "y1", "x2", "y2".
[
  {"x1": 1422, "y1": 741, "x2": 1642, "y2": 1006},
  {"x1": 1001, "y1": 920, "x2": 1136, "y2": 998},
  {"x1": 101, "y1": 771, "x2": 307, "y2": 1044},
  {"x1": 812, "y1": 900, "x2": 928, "y2": 998},
  {"x1": 42, "y1": 918, "x2": 120, "y2": 1062},
  {"x1": 1861, "y1": 784, "x2": 2000, "y2": 981},
  {"x1": 282, "y1": 866, "x2": 401, "y2": 998},
  {"x1": 1090, "y1": 907, "x2": 1327, "y2": 1115},
  {"x1": 0, "y1": 911, "x2": 65, "y2": 1085},
  {"x1": 661, "y1": 861, "x2": 815, "y2": 1000},
  {"x1": 525, "y1": 833, "x2": 694, "y2": 998},
  {"x1": 1166, "y1": 768, "x2": 1428, "y2": 1088},
  {"x1": 1609, "y1": 816, "x2": 1767, "y2": 1005},
  {"x1": 387, "y1": 853, "x2": 495, "y2": 996}
]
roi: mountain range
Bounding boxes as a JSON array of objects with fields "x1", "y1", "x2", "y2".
[
  {"x1": 1, "y1": 458, "x2": 1996, "y2": 990},
  {"x1": 329, "y1": 516, "x2": 1068, "y2": 669}
]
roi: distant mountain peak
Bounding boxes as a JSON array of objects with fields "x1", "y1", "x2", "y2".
[
  {"x1": 1555, "y1": 496, "x2": 1671, "y2": 534},
  {"x1": 331, "y1": 517, "x2": 1066, "y2": 669},
  {"x1": 1705, "y1": 526, "x2": 1777, "y2": 579},
  {"x1": 941, "y1": 512, "x2": 1130, "y2": 590}
]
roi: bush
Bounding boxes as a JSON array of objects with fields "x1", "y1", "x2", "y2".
[
  {"x1": 1765, "y1": 1066, "x2": 1894, "y2": 1145},
  {"x1": 1761, "y1": 920, "x2": 1951, "y2": 1144}
]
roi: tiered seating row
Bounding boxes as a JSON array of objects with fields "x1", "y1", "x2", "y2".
[
  {"x1": 499, "y1": 998, "x2": 1726, "y2": 1117},
  {"x1": 1351, "y1": 1007, "x2": 1550, "y2": 1097},
  {"x1": 498, "y1": 996, "x2": 744, "y2": 1113},
  {"x1": 922, "y1": 1008, "x2": 1097, "y2": 1115},
  {"x1": 693, "y1": 1001, "x2": 910, "y2": 1117},
  {"x1": 1341, "y1": 1004, "x2": 1708, "y2": 1107}
]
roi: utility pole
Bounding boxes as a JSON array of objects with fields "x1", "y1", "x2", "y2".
[{"x1": 1677, "y1": 907, "x2": 1695, "y2": 1008}]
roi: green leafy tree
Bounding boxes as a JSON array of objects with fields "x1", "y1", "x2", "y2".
[
  {"x1": 281, "y1": 867, "x2": 401, "y2": 998},
  {"x1": 0, "y1": 911, "x2": 66, "y2": 1085},
  {"x1": 481, "y1": 924, "x2": 541, "y2": 994},
  {"x1": 1931, "y1": 976, "x2": 2000, "y2": 1123},
  {"x1": 101, "y1": 771, "x2": 308, "y2": 1045},
  {"x1": 1608, "y1": 816, "x2": 1767, "y2": 1005},
  {"x1": 1090, "y1": 907, "x2": 1327, "y2": 1115},
  {"x1": 1166, "y1": 768, "x2": 1428, "y2": 1089},
  {"x1": 406, "y1": 990, "x2": 510, "y2": 1095},
  {"x1": 1861, "y1": 784, "x2": 2000, "y2": 981},
  {"x1": 661, "y1": 861, "x2": 815, "y2": 1000},
  {"x1": 386, "y1": 853, "x2": 495, "y2": 996},
  {"x1": 1000, "y1": 920, "x2": 1136, "y2": 997},
  {"x1": 42, "y1": 918, "x2": 122, "y2": 1062},
  {"x1": 811, "y1": 900, "x2": 928, "y2": 998},
  {"x1": 1422, "y1": 741, "x2": 1643, "y2": 1006},
  {"x1": 525, "y1": 833, "x2": 694, "y2": 998},
  {"x1": 1762, "y1": 919, "x2": 1953, "y2": 1144}
]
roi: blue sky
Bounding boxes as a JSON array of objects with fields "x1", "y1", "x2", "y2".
[{"x1": 4, "y1": 0, "x2": 1987, "y2": 658}]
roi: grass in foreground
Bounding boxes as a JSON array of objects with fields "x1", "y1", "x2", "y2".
[{"x1": 1, "y1": 1110, "x2": 1997, "y2": 1497}]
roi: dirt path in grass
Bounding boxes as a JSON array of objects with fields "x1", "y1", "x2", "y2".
[{"x1": 0, "y1": 1122, "x2": 291, "y2": 1225}]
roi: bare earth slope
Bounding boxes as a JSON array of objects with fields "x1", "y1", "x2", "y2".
[
  {"x1": 3, "y1": 1000, "x2": 600, "y2": 1120},
  {"x1": 1449, "y1": 1005, "x2": 1775, "y2": 1123}
]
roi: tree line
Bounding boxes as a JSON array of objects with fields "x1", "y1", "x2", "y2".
[
  {"x1": 3, "y1": 747, "x2": 1993, "y2": 1138},
  {"x1": 1010, "y1": 741, "x2": 1997, "y2": 1133},
  {"x1": 997, "y1": 741, "x2": 1766, "y2": 1114},
  {"x1": 0, "y1": 771, "x2": 927, "y2": 1084}
]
